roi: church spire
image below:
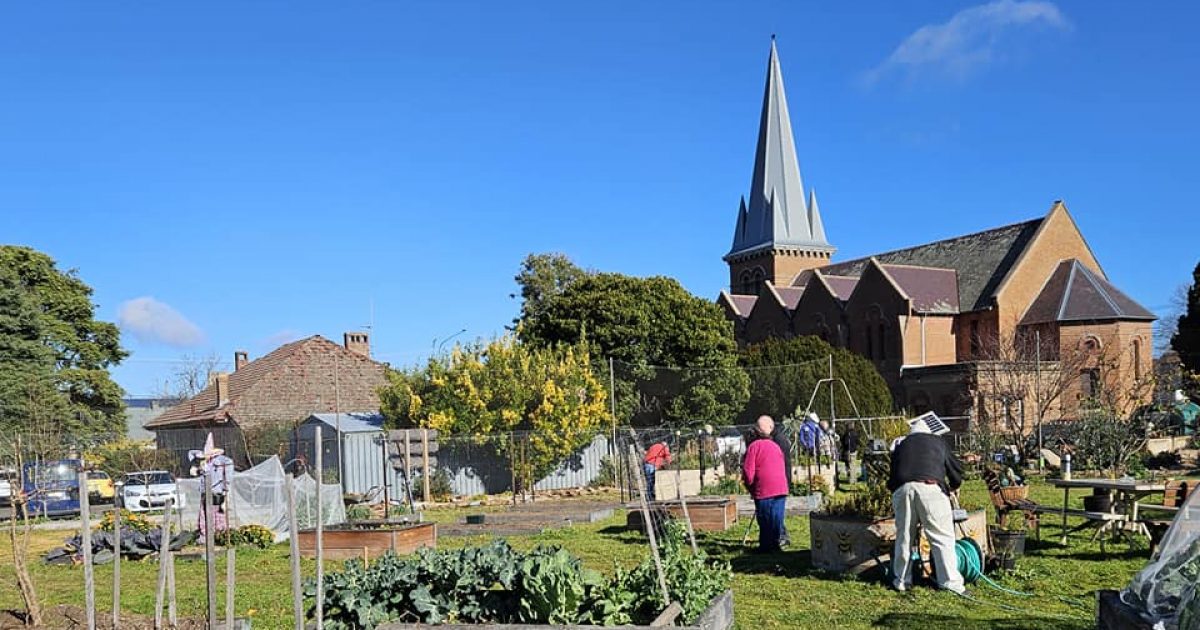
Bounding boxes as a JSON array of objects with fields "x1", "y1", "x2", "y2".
[{"x1": 727, "y1": 39, "x2": 833, "y2": 259}]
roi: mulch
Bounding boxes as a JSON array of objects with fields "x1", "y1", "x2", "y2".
[{"x1": 1, "y1": 605, "x2": 206, "y2": 629}]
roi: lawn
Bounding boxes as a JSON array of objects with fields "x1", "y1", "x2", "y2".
[{"x1": 0, "y1": 479, "x2": 1160, "y2": 629}]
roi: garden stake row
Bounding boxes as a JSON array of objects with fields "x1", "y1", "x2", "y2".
[{"x1": 626, "y1": 439, "x2": 670, "y2": 608}]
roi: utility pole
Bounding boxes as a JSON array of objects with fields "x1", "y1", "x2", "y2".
[{"x1": 1035, "y1": 329, "x2": 1044, "y2": 472}]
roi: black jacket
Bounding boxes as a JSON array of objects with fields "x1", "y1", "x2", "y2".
[
  {"x1": 770, "y1": 427, "x2": 793, "y2": 488},
  {"x1": 887, "y1": 433, "x2": 963, "y2": 494}
]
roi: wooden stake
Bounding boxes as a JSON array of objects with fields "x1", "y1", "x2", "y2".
[
  {"x1": 112, "y1": 496, "x2": 121, "y2": 629},
  {"x1": 285, "y1": 475, "x2": 303, "y2": 630},
  {"x1": 225, "y1": 547, "x2": 235, "y2": 628},
  {"x1": 203, "y1": 475, "x2": 217, "y2": 629},
  {"x1": 674, "y1": 464, "x2": 698, "y2": 554},
  {"x1": 78, "y1": 470, "x2": 96, "y2": 630},
  {"x1": 315, "y1": 425, "x2": 324, "y2": 630},
  {"x1": 154, "y1": 502, "x2": 172, "y2": 630},
  {"x1": 167, "y1": 550, "x2": 177, "y2": 628},
  {"x1": 421, "y1": 429, "x2": 430, "y2": 503}
]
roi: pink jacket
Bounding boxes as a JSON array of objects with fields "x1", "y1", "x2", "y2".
[{"x1": 742, "y1": 438, "x2": 789, "y2": 499}]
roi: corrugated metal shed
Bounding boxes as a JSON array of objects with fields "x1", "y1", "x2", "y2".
[{"x1": 296, "y1": 413, "x2": 403, "y2": 502}]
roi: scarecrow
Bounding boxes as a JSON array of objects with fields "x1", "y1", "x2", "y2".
[{"x1": 188, "y1": 433, "x2": 234, "y2": 539}]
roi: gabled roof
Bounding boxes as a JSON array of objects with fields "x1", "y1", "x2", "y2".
[
  {"x1": 718, "y1": 290, "x2": 758, "y2": 319},
  {"x1": 881, "y1": 264, "x2": 960, "y2": 314},
  {"x1": 146, "y1": 335, "x2": 382, "y2": 429},
  {"x1": 821, "y1": 217, "x2": 1042, "y2": 312},
  {"x1": 305, "y1": 412, "x2": 385, "y2": 434},
  {"x1": 774, "y1": 286, "x2": 804, "y2": 310},
  {"x1": 1021, "y1": 260, "x2": 1156, "y2": 325},
  {"x1": 727, "y1": 39, "x2": 833, "y2": 259},
  {"x1": 822, "y1": 275, "x2": 859, "y2": 301}
]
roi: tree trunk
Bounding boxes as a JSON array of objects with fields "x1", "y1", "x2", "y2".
[{"x1": 8, "y1": 487, "x2": 43, "y2": 625}]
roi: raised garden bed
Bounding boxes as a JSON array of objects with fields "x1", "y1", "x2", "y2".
[
  {"x1": 626, "y1": 497, "x2": 738, "y2": 532},
  {"x1": 809, "y1": 509, "x2": 988, "y2": 574},
  {"x1": 296, "y1": 520, "x2": 436, "y2": 561},
  {"x1": 377, "y1": 589, "x2": 734, "y2": 630}
]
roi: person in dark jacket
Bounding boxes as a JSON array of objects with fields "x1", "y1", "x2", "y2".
[
  {"x1": 888, "y1": 423, "x2": 965, "y2": 594},
  {"x1": 770, "y1": 423, "x2": 794, "y2": 546}
]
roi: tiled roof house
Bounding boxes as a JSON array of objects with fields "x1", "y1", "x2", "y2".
[{"x1": 146, "y1": 332, "x2": 387, "y2": 466}]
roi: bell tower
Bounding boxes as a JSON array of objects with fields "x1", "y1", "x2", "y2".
[{"x1": 725, "y1": 38, "x2": 834, "y2": 295}]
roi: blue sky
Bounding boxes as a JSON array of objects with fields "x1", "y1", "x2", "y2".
[{"x1": 2, "y1": 2, "x2": 1196, "y2": 396}]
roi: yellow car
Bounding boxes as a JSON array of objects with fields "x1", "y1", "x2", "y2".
[{"x1": 86, "y1": 470, "x2": 115, "y2": 502}]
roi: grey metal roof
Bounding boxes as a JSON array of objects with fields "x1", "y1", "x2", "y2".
[
  {"x1": 305, "y1": 412, "x2": 385, "y2": 434},
  {"x1": 728, "y1": 39, "x2": 833, "y2": 259},
  {"x1": 821, "y1": 218, "x2": 1042, "y2": 312},
  {"x1": 1021, "y1": 260, "x2": 1156, "y2": 325}
]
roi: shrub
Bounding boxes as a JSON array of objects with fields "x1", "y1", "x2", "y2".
[
  {"x1": 589, "y1": 456, "x2": 618, "y2": 488},
  {"x1": 215, "y1": 524, "x2": 275, "y2": 549},
  {"x1": 700, "y1": 475, "x2": 742, "y2": 496},
  {"x1": 97, "y1": 509, "x2": 155, "y2": 534},
  {"x1": 345, "y1": 504, "x2": 371, "y2": 522}
]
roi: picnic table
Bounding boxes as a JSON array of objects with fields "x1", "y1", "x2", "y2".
[{"x1": 1048, "y1": 478, "x2": 1165, "y2": 549}]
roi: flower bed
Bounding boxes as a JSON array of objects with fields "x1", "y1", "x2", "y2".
[{"x1": 296, "y1": 521, "x2": 436, "y2": 561}]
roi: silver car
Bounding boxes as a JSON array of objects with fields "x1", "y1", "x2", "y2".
[{"x1": 120, "y1": 471, "x2": 185, "y2": 512}]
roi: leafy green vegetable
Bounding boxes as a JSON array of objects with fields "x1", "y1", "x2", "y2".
[{"x1": 308, "y1": 520, "x2": 730, "y2": 628}]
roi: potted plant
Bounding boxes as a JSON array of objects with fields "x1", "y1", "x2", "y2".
[
  {"x1": 1084, "y1": 487, "x2": 1113, "y2": 513},
  {"x1": 989, "y1": 517, "x2": 1027, "y2": 571}
]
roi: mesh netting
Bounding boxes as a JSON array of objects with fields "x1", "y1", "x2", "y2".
[
  {"x1": 1123, "y1": 485, "x2": 1200, "y2": 626},
  {"x1": 176, "y1": 455, "x2": 344, "y2": 541}
]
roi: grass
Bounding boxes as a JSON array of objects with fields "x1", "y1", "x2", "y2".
[{"x1": 0, "y1": 478, "x2": 1169, "y2": 629}]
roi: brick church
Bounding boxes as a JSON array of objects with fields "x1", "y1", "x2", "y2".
[{"x1": 717, "y1": 41, "x2": 1155, "y2": 425}]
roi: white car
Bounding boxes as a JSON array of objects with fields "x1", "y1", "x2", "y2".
[{"x1": 120, "y1": 471, "x2": 186, "y2": 512}]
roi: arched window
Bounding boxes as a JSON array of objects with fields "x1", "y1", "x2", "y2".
[
  {"x1": 752, "y1": 267, "x2": 765, "y2": 295},
  {"x1": 1132, "y1": 338, "x2": 1142, "y2": 380},
  {"x1": 739, "y1": 271, "x2": 754, "y2": 295},
  {"x1": 1080, "y1": 335, "x2": 1102, "y2": 354}
]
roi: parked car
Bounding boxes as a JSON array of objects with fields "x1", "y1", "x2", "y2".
[
  {"x1": 86, "y1": 470, "x2": 116, "y2": 503},
  {"x1": 121, "y1": 471, "x2": 185, "y2": 512},
  {"x1": 23, "y1": 459, "x2": 83, "y2": 517},
  {"x1": 0, "y1": 466, "x2": 16, "y2": 506}
]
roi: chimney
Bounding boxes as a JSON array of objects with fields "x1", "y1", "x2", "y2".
[
  {"x1": 234, "y1": 350, "x2": 249, "y2": 371},
  {"x1": 344, "y1": 331, "x2": 370, "y2": 358},
  {"x1": 215, "y1": 372, "x2": 230, "y2": 407}
]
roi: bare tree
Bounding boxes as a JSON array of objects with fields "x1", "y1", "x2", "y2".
[
  {"x1": 157, "y1": 353, "x2": 223, "y2": 403},
  {"x1": 972, "y1": 327, "x2": 1089, "y2": 456},
  {"x1": 5, "y1": 437, "x2": 42, "y2": 626},
  {"x1": 970, "y1": 325, "x2": 1152, "y2": 458},
  {"x1": 1154, "y1": 283, "x2": 1189, "y2": 355}
]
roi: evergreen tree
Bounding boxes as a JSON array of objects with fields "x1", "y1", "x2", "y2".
[
  {"x1": 1171, "y1": 260, "x2": 1200, "y2": 391},
  {"x1": 0, "y1": 246, "x2": 127, "y2": 444}
]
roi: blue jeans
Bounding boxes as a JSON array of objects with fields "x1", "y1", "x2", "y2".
[
  {"x1": 754, "y1": 496, "x2": 786, "y2": 552},
  {"x1": 643, "y1": 463, "x2": 657, "y2": 502}
]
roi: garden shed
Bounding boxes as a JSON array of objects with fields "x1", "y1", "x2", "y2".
[{"x1": 295, "y1": 412, "x2": 403, "y2": 502}]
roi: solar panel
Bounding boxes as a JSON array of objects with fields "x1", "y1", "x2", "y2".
[{"x1": 908, "y1": 411, "x2": 950, "y2": 436}]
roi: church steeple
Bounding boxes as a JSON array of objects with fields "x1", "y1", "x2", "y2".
[{"x1": 726, "y1": 38, "x2": 835, "y2": 295}]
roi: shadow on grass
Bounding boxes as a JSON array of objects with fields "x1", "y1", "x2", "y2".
[{"x1": 873, "y1": 613, "x2": 1086, "y2": 630}]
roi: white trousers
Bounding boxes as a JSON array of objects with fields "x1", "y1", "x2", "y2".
[{"x1": 892, "y1": 481, "x2": 965, "y2": 593}]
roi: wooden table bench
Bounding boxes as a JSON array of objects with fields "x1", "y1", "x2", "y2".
[{"x1": 1048, "y1": 479, "x2": 1165, "y2": 552}]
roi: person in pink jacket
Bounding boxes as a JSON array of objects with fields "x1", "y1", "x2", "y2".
[{"x1": 742, "y1": 415, "x2": 789, "y2": 553}]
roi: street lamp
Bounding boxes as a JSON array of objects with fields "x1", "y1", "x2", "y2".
[{"x1": 433, "y1": 328, "x2": 468, "y2": 354}]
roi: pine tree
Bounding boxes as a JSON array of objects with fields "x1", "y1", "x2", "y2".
[{"x1": 1171, "y1": 260, "x2": 1200, "y2": 382}]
